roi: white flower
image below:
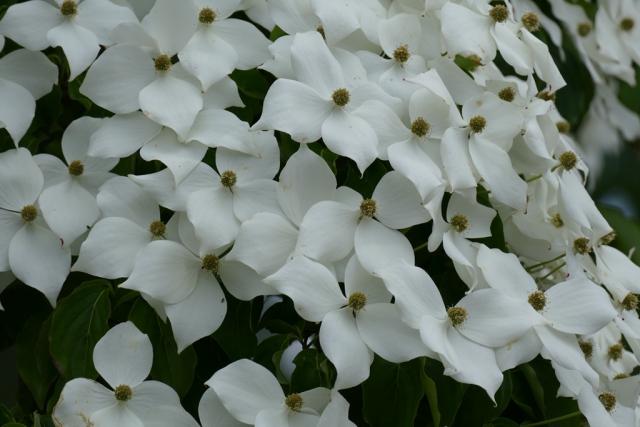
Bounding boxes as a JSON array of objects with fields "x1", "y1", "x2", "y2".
[
  {"x1": 0, "y1": 148, "x2": 70, "y2": 306},
  {"x1": 53, "y1": 322, "x2": 198, "y2": 427},
  {"x1": 0, "y1": 0, "x2": 137, "y2": 79}
]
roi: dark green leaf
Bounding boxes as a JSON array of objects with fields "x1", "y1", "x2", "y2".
[
  {"x1": 455, "y1": 372, "x2": 513, "y2": 425},
  {"x1": 50, "y1": 280, "x2": 111, "y2": 379},
  {"x1": 290, "y1": 348, "x2": 335, "y2": 392},
  {"x1": 212, "y1": 295, "x2": 258, "y2": 360},
  {"x1": 599, "y1": 205, "x2": 640, "y2": 264}
]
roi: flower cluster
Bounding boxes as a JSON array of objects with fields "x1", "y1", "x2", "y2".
[{"x1": 0, "y1": 0, "x2": 639, "y2": 426}]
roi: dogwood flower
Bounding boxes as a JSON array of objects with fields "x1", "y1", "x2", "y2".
[{"x1": 53, "y1": 322, "x2": 198, "y2": 427}]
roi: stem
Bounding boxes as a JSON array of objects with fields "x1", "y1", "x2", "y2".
[
  {"x1": 536, "y1": 262, "x2": 566, "y2": 282},
  {"x1": 526, "y1": 174, "x2": 543, "y2": 183},
  {"x1": 413, "y1": 241, "x2": 429, "y2": 253},
  {"x1": 525, "y1": 254, "x2": 565, "y2": 272},
  {"x1": 0, "y1": 206, "x2": 20, "y2": 214},
  {"x1": 522, "y1": 411, "x2": 582, "y2": 426}
]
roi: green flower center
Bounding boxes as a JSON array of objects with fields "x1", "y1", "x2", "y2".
[
  {"x1": 521, "y1": 12, "x2": 540, "y2": 31},
  {"x1": 348, "y1": 292, "x2": 367, "y2": 312},
  {"x1": 154, "y1": 54, "x2": 172, "y2": 72},
  {"x1": 498, "y1": 87, "x2": 515, "y2": 102},
  {"x1": 450, "y1": 214, "x2": 469, "y2": 233},
  {"x1": 285, "y1": 393, "x2": 304, "y2": 411},
  {"x1": 489, "y1": 5, "x2": 509, "y2": 23},
  {"x1": 201, "y1": 254, "x2": 219, "y2": 274},
  {"x1": 393, "y1": 45, "x2": 410, "y2": 64},
  {"x1": 21, "y1": 205, "x2": 38, "y2": 223},
  {"x1": 577, "y1": 22, "x2": 592, "y2": 37},
  {"x1": 579, "y1": 340, "x2": 593, "y2": 358},
  {"x1": 469, "y1": 116, "x2": 486, "y2": 133},
  {"x1": 220, "y1": 170, "x2": 237, "y2": 188},
  {"x1": 60, "y1": 0, "x2": 77, "y2": 16},
  {"x1": 528, "y1": 290, "x2": 546, "y2": 311},
  {"x1": 68, "y1": 160, "x2": 84, "y2": 176},
  {"x1": 149, "y1": 220, "x2": 166, "y2": 238},
  {"x1": 199, "y1": 7, "x2": 216, "y2": 24},
  {"x1": 114, "y1": 384, "x2": 132, "y2": 401},
  {"x1": 360, "y1": 199, "x2": 377, "y2": 218},
  {"x1": 556, "y1": 121, "x2": 571, "y2": 134},
  {"x1": 550, "y1": 213, "x2": 564, "y2": 228},
  {"x1": 573, "y1": 237, "x2": 591, "y2": 255},
  {"x1": 558, "y1": 151, "x2": 577, "y2": 170},
  {"x1": 608, "y1": 343, "x2": 623, "y2": 361},
  {"x1": 332, "y1": 88, "x2": 350, "y2": 107},
  {"x1": 622, "y1": 293, "x2": 638, "y2": 311},
  {"x1": 447, "y1": 306, "x2": 467, "y2": 326},
  {"x1": 599, "y1": 392, "x2": 616, "y2": 412},
  {"x1": 411, "y1": 117, "x2": 430, "y2": 137},
  {"x1": 620, "y1": 17, "x2": 634, "y2": 32}
]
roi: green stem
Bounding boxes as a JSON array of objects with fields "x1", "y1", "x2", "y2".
[
  {"x1": 526, "y1": 174, "x2": 543, "y2": 183},
  {"x1": 525, "y1": 254, "x2": 565, "y2": 272},
  {"x1": 413, "y1": 241, "x2": 429, "y2": 253},
  {"x1": 536, "y1": 262, "x2": 566, "y2": 282},
  {"x1": 522, "y1": 411, "x2": 582, "y2": 426}
]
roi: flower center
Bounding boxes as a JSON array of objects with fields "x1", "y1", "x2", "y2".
[
  {"x1": 489, "y1": 5, "x2": 508, "y2": 23},
  {"x1": 608, "y1": 343, "x2": 623, "y2": 361},
  {"x1": 332, "y1": 88, "x2": 350, "y2": 107},
  {"x1": 498, "y1": 87, "x2": 515, "y2": 102},
  {"x1": 521, "y1": 12, "x2": 540, "y2": 31},
  {"x1": 528, "y1": 290, "x2": 546, "y2": 311},
  {"x1": 556, "y1": 121, "x2": 571, "y2": 134},
  {"x1": 393, "y1": 45, "x2": 410, "y2": 64},
  {"x1": 68, "y1": 160, "x2": 84, "y2": 176},
  {"x1": 469, "y1": 116, "x2": 486, "y2": 133},
  {"x1": 60, "y1": 0, "x2": 77, "y2": 16},
  {"x1": 199, "y1": 7, "x2": 216, "y2": 24},
  {"x1": 622, "y1": 293, "x2": 638, "y2": 311},
  {"x1": 550, "y1": 213, "x2": 564, "y2": 228},
  {"x1": 149, "y1": 220, "x2": 166, "y2": 238},
  {"x1": 599, "y1": 392, "x2": 616, "y2": 412},
  {"x1": 577, "y1": 22, "x2": 592, "y2": 37},
  {"x1": 285, "y1": 393, "x2": 304, "y2": 412},
  {"x1": 316, "y1": 25, "x2": 326, "y2": 39},
  {"x1": 620, "y1": 17, "x2": 634, "y2": 32},
  {"x1": 201, "y1": 254, "x2": 219, "y2": 274},
  {"x1": 573, "y1": 237, "x2": 591, "y2": 255},
  {"x1": 579, "y1": 340, "x2": 593, "y2": 358},
  {"x1": 411, "y1": 117, "x2": 430, "y2": 137},
  {"x1": 114, "y1": 384, "x2": 132, "y2": 401},
  {"x1": 348, "y1": 292, "x2": 367, "y2": 312},
  {"x1": 447, "y1": 306, "x2": 467, "y2": 326},
  {"x1": 614, "y1": 373, "x2": 629, "y2": 379},
  {"x1": 558, "y1": 151, "x2": 577, "y2": 170},
  {"x1": 21, "y1": 205, "x2": 38, "y2": 223},
  {"x1": 450, "y1": 214, "x2": 469, "y2": 233},
  {"x1": 537, "y1": 90, "x2": 555, "y2": 101},
  {"x1": 220, "y1": 170, "x2": 237, "y2": 188},
  {"x1": 360, "y1": 198, "x2": 377, "y2": 218},
  {"x1": 600, "y1": 231, "x2": 616, "y2": 245},
  {"x1": 154, "y1": 54, "x2": 172, "y2": 72}
]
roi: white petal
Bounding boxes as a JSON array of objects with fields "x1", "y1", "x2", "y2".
[
  {"x1": 0, "y1": 211, "x2": 22, "y2": 270},
  {"x1": 296, "y1": 201, "x2": 358, "y2": 263},
  {"x1": 254, "y1": 79, "x2": 331, "y2": 143},
  {"x1": 134, "y1": 404, "x2": 199, "y2": 427},
  {"x1": 378, "y1": 262, "x2": 446, "y2": 328},
  {"x1": 139, "y1": 75, "x2": 203, "y2": 140},
  {"x1": 357, "y1": 303, "x2": 428, "y2": 363},
  {"x1": 141, "y1": 0, "x2": 198, "y2": 55},
  {"x1": 476, "y1": 245, "x2": 535, "y2": 299},
  {"x1": 76, "y1": 0, "x2": 138, "y2": 45},
  {"x1": 353, "y1": 100, "x2": 408, "y2": 159},
  {"x1": 97, "y1": 176, "x2": 158, "y2": 227},
  {"x1": 457, "y1": 288, "x2": 541, "y2": 347},
  {"x1": 311, "y1": 0, "x2": 360, "y2": 45},
  {"x1": 89, "y1": 112, "x2": 162, "y2": 158},
  {"x1": 129, "y1": 380, "x2": 182, "y2": 411},
  {"x1": 187, "y1": 187, "x2": 238, "y2": 251},
  {"x1": 179, "y1": 28, "x2": 237, "y2": 90},
  {"x1": 216, "y1": 140, "x2": 280, "y2": 183},
  {"x1": 446, "y1": 191, "x2": 495, "y2": 239},
  {"x1": 219, "y1": 260, "x2": 275, "y2": 301},
  {"x1": 440, "y1": 127, "x2": 476, "y2": 191},
  {"x1": 198, "y1": 389, "x2": 246, "y2": 427},
  {"x1": 440, "y1": 3, "x2": 494, "y2": 60},
  {"x1": 0, "y1": 49, "x2": 57, "y2": 99},
  {"x1": 39, "y1": 179, "x2": 100, "y2": 245},
  {"x1": 544, "y1": 279, "x2": 616, "y2": 335},
  {"x1": 265, "y1": 256, "x2": 346, "y2": 322},
  {"x1": 372, "y1": 171, "x2": 429, "y2": 229},
  {"x1": 188, "y1": 109, "x2": 251, "y2": 152},
  {"x1": 212, "y1": 18, "x2": 270, "y2": 70},
  {"x1": 277, "y1": 145, "x2": 336, "y2": 226},
  {"x1": 492, "y1": 23, "x2": 533, "y2": 76},
  {"x1": 81, "y1": 45, "x2": 155, "y2": 113},
  {"x1": 354, "y1": 219, "x2": 414, "y2": 275},
  {"x1": 469, "y1": 138, "x2": 526, "y2": 210},
  {"x1": 0, "y1": 148, "x2": 43, "y2": 210},
  {"x1": 233, "y1": 180, "x2": 282, "y2": 222},
  {"x1": 47, "y1": 21, "x2": 100, "y2": 80},
  {"x1": 495, "y1": 329, "x2": 541, "y2": 371},
  {"x1": 0, "y1": 1, "x2": 61, "y2": 50},
  {"x1": 408, "y1": 88, "x2": 452, "y2": 139},
  {"x1": 320, "y1": 308, "x2": 373, "y2": 389},
  {"x1": 53, "y1": 378, "x2": 114, "y2": 427},
  {"x1": 93, "y1": 322, "x2": 152, "y2": 388},
  {"x1": 165, "y1": 271, "x2": 227, "y2": 352},
  {"x1": 226, "y1": 212, "x2": 298, "y2": 276},
  {"x1": 378, "y1": 13, "x2": 422, "y2": 57},
  {"x1": 202, "y1": 77, "x2": 244, "y2": 109},
  {"x1": 344, "y1": 254, "x2": 390, "y2": 304},
  {"x1": 72, "y1": 217, "x2": 150, "y2": 279},
  {"x1": 140, "y1": 129, "x2": 207, "y2": 184},
  {"x1": 120, "y1": 240, "x2": 201, "y2": 304},
  {"x1": 521, "y1": 29, "x2": 566, "y2": 90},
  {"x1": 9, "y1": 224, "x2": 70, "y2": 306},
  {"x1": 290, "y1": 31, "x2": 344, "y2": 97},
  {"x1": 90, "y1": 403, "x2": 143, "y2": 427},
  {"x1": 317, "y1": 391, "x2": 355, "y2": 427},
  {"x1": 60, "y1": 117, "x2": 104, "y2": 166},
  {"x1": 208, "y1": 359, "x2": 284, "y2": 424},
  {"x1": 463, "y1": 94, "x2": 522, "y2": 147},
  {"x1": 321, "y1": 110, "x2": 378, "y2": 174},
  {"x1": 0, "y1": 78, "x2": 35, "y2": 144}
]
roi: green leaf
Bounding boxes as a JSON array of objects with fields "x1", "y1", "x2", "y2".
[
  {"x1": 362, "y1": 357, "x2": 425, "y2": 427},
  {"x1": 16, "y1": 316, "x2": 57, "y2": 409},
  {"x1": 484, "y1": 418, "x2": 519, "y2": 427},
  {"x1": 50, "y1": 280, "x2": 111, "y2": 379},
  {"x1": 128, "y1": 299, "x2": 197, "y2": 397},
  {"x1": 212, "y1": 295, "x2": 258, "y2": 360},
  {"x1": 424, "y1": 358, "x2": 467, "y2": 426},
  {"x1": 455, "y1": 372, "x2": 513, "y2": 425},
  {"x1": 420, "y1": 360, "x2": 441, "y2": 427},
  {"x1": 599, "y1": 205, "x2": 640, "y2": 264},
  {"x1": 2, "y1": 423, "x2": 27, "y2": 427},
  {"x1": 290, "y1": 348, "x2": 335, "y2": 392}
]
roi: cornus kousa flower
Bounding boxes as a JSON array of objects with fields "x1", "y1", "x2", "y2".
[
  {"x1": 266, "y1": 255, "x2": 427, "y2": 389},
  {"x1": 35, "y1": 117, "x2": 117, "y2": 246},
  {"x1": 0, "y1": 0, "x2": 137, "y2": 79},
  {"x1": 255, "y1": 31, "x2": 399, "y2": 172},
  {"x1": 207, "y1": 358, "x2": 356, "y2": 426},
  {"x1": 53, "y1": 322, "x2": 198, "y2": 427},
  {"x1": 0, "y1": 148, "x2": 70, "y2": 306},
  {"x1": 80, "y1": 0, "x2": 203, "y2": 138},
  {"x1": 0, "y1": 49, "x2": 57, "y2": 144}
]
